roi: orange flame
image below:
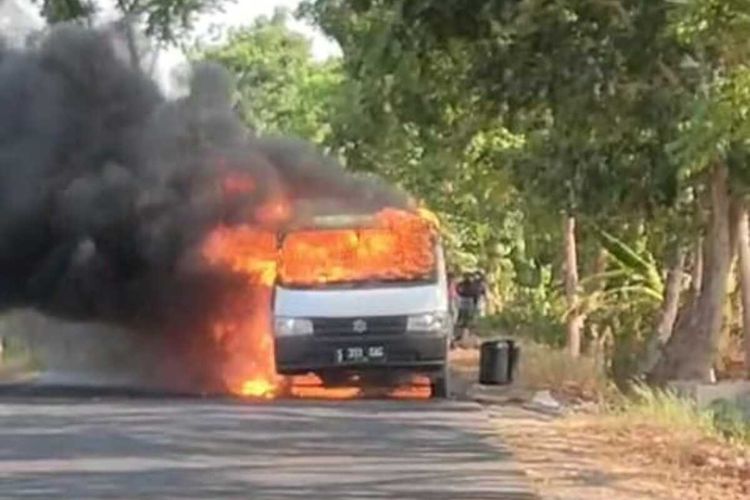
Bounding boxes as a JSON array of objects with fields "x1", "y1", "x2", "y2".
[
  {"x1": 200, "y1": 204, "x2": 438, "y2": 399},
  {"x1": 279, "y1": 208, "x2": 437, "y2": 286},
  {"x1": 202, "y1": 226, "x2": 278, "y2": 286},
  {"x1": 201, "y1": 225, "x2": 280, "y2": 396},
  {"x1": 286, "y1": 374, "x2": 431, "y2": 400}
]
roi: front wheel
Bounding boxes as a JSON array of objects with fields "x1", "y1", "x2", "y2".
[
  {"x1": 430, "y1": 365, "x2": 451, "y2": 399},
  {"x1": 317, "y1": 371, "x2": 350, "y2": 387}
]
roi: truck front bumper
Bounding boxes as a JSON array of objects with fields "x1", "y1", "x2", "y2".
[{"x1": 274, "y1": 332, "x2": 448, "y2": 375}]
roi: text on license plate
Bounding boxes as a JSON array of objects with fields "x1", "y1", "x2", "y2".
[{"x1": 335, "y1": 346, "x2": 385, "y2": 363}]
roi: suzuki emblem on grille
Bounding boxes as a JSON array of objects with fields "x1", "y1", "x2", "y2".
[{"x1": 352, "y1": 319, "x2": 367, "y2": 333}]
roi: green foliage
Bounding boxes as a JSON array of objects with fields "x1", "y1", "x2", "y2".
[
  {"x1": 35, "y1": 0, "x2": 96, "y2": 23},
  {"x1": 376, "y1": 0, "x2": 688, "y2": 218},
  {"x1": 199, "y1": 10, "x2": 342, "y2": 142},
  {"x1": 296, "y1": 0, "x2": 750, "y2": 377},
  {"x1": 479, "y1": 306, "x2": 566, "y2": 348},
  {"x1": 592, "y1": 227, "x2": 664, "y2": 301},
  {"x1": 667, "y1": 1, "x2": 750, "y2": 190},
  {"x1": 299, "y1": 0, "x2": 540, "y2": 312},
  {"x1": 31, "y1": 0, "x2": 225, "y2": 42},
  {"x1": 300, "y1": 1, "x2": 667, "y2": 358}
]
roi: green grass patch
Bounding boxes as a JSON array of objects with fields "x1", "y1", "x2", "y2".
[{"x1": 608, "y1": 383, "x2": 750, "y2": 446}]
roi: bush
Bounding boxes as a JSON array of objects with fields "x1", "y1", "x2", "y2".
[{"x1": 475, "y1": 302, "x2": 565, "y2": 347}]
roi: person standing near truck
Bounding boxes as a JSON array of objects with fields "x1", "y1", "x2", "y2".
[
  {"x1": 455, "y1": 271, "x2": 486, "y2": 339},
  {"x1": 455, "y1": 273, "x2": 473, "y2": 340}
]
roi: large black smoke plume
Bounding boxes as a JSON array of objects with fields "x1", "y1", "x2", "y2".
[{"x1": 0, "y1": 25, "x2": 408, "y2": 387}]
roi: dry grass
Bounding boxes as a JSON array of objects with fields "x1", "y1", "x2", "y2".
[
  {"x1": 448, "y1": 346, "x2": 479, "y2": 371},
  {"x1": 583, "y1": 385, "x2": 750, "y2": 498},
  {"x1": 515, "y1": 341, "x2": 610, "y2": 401},
  {"x1": 496, "y1": 407, "x2": 679, "y2": 499},
  {"x1": 497, "y1": 388, "x2": 750, "y2": 500},
  {"x1": 483, "y1": 341, "x2": 750, "y2": 498},
  {"x1": 579, "y1": 419, "x2": 750, "y2": 498},
  {"x1": 0, "y1": 356, "x2": 36, "y2": 382},
  {"x1": 608, "y1": 383, "x2": 717, "y2": 434},
  {"x1": 448, "y1": 339, "x2": 611, "y2": 401},
  {"x1": 464, "y1": 339, "x2": 750, "y2": 497}
]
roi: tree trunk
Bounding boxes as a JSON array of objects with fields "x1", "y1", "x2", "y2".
[
  {"x1": 690, "y1": 237, "x2": 704, "y2": 297},
  {"x1": 584, "y1": 247, "x2": 609, "y2": 356},
  {"x1": 563, "y1": 214, "x2": 583, "y2": 358},
  {"x1": 735, "y1": 201, "x2": 750, "y2": 378},
  {"x1": 649, "y1": 164, "x2": 733, "y2": 382},
  {"x1": 639, "y1": 246, "x2": 685, "y2": 375}
]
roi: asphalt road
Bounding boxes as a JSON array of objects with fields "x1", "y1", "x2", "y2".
[{"x1": 0, "y1": 395, "x2": 537, "y2": 499}]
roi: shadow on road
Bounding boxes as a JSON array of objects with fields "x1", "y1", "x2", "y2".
[{"x1": 0, "y1": 391, "x2": 537, "y2": 499}]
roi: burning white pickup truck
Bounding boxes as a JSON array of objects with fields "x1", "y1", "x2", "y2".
[{"x1": 272, "y1": 209, "x2": 452, "y2": 398}]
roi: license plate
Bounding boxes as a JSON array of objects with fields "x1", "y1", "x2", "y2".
[{"x1": 335, "y1": 346, "x2": 385, "y2": 364}]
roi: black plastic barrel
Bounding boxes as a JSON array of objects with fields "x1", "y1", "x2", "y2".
[{"x1": 479, "y1": 339, "x2": 519, "y2": 385}]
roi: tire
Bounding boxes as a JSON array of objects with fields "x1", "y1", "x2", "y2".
[
  {"x1": 318, "y1": 371, "x2": 350, "y2": 387},
  {"x1": 430, "y1": 365, "x2": 451, "y2": 399}
]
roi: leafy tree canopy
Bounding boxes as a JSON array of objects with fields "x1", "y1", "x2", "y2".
[
  {"x1": 31, "y1": 0, "x2": 226, "y2": 42},
  {"x1": 198, "y1": 8, "x2": 342, "y2": 142}
]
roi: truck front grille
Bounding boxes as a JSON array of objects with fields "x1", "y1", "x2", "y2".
[{"x1": 312, "y1": 316, "x2": 407, "y2": 337}]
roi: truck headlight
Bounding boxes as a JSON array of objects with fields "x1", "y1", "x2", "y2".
[
  {"x1": 407, "y1": 312, "x2": 449, "y2": 332},
  {"x1": 274, "y1": 317, "x2": 313, "y2": 336}
]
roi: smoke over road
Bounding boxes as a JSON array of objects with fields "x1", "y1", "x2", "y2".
[{"x1": 0, "y1": 24, "x2": 410, "y2": 392}]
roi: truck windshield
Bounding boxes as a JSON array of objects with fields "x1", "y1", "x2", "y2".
[{"x1": 277, "y1": 225, "x2": 438, "y2": 289}]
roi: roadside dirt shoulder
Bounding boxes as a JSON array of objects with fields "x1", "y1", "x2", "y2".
[{"x1": 490, "y1": 405, "x2": 750, "y2": 500}]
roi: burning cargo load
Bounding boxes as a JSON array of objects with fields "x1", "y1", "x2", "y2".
[{"x1": 278, "y1": 209, "x2": 438, "y2": 287}]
